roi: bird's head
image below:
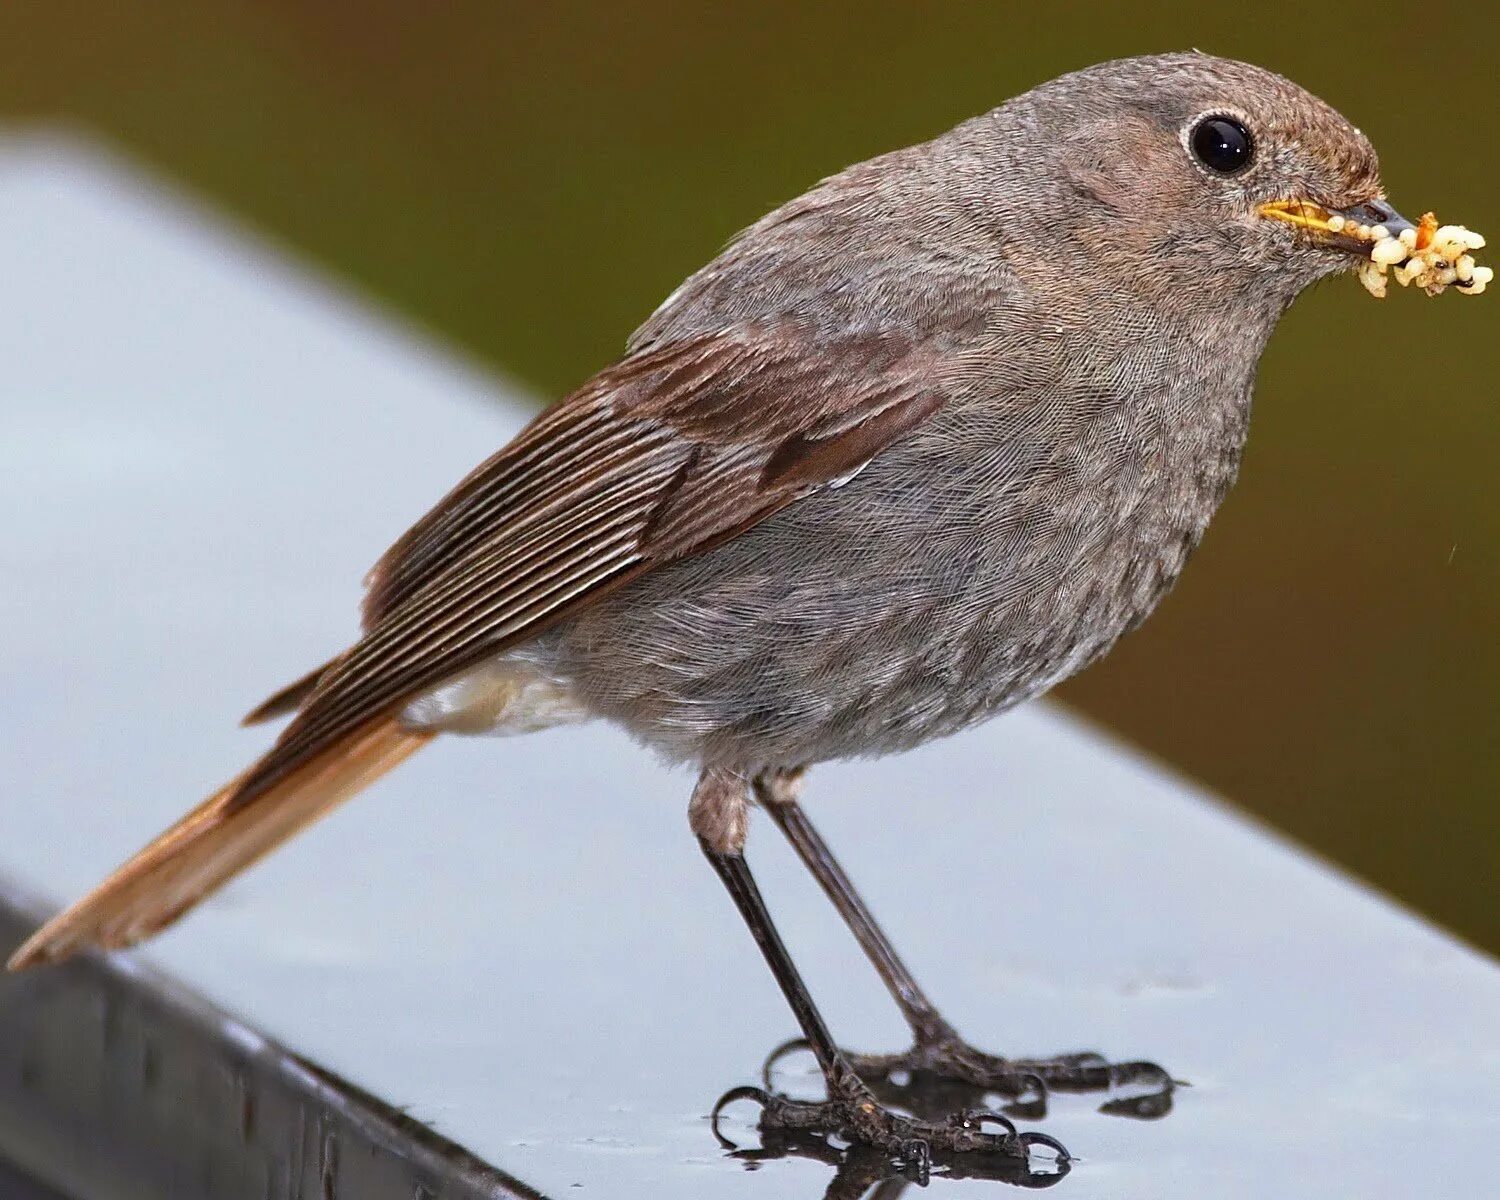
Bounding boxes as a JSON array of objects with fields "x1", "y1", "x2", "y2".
[{"x1": 976, "y1": 53, "x2": 1483, "y2": 317}]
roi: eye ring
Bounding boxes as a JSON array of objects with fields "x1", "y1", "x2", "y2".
[{"x1": 1188, "y1": 113, "x2": 1255, "y2": 176}]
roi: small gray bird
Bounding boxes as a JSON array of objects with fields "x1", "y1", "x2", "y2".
[{"x1": 8, "y1": 52, "x2": 1472, "y2": 1168}]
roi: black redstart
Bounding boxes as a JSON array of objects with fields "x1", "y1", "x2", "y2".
[{"x1": 9, "y1": 52, "x2": 1487, "y2": 1168}]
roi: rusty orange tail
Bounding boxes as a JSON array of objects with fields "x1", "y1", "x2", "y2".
[{"x1": 6, "y1": 717, "x2": 430, "y2": 971}]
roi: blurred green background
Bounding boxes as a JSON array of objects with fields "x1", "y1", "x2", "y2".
[{"x1": 1, "y1": 3, "x2": 1494, "y2": 951}]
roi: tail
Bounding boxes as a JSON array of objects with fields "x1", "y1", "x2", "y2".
[{"x1": 6, "y1": 717, "x2": 431, "y2": 971}]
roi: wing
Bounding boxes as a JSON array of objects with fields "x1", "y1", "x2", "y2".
[{"x1": 230, "y1": 319, "x2": 960, "y2": 807}]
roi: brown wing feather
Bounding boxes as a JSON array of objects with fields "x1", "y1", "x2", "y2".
[
  {"x1": 7, "y1": 322, "x2": 959, "y2": 969},
  {"x1": 241, "y1": 657, "x2": 339, "y2": 725},
  {"x1": 229, "y1": 323, "x2": 955, "y2": 809}
]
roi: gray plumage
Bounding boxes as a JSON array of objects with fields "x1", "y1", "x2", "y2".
[
  {"x1": 458, "y1": 52, "x2": 1378, "y2": 772},
  {"x1": 11, "y1": 50, "x2": 1399, "y2": 964}
]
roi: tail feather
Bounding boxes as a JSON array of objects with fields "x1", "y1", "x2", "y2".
[{"x1": 6, "y1": 717, "x2": 430, "y2": 971}]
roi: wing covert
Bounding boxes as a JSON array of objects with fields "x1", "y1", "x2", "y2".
[{"x1": 230, "y1": 320, "x2": 963, "y2": 806}]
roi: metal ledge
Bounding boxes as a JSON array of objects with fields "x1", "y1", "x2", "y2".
[{"x1": 0, "y1": 885, "x2": 539, "y2": 1200}]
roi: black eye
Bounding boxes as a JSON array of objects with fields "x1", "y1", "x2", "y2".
[{"x1": 1190, "y1": 115, "x2": 1254, "y2": 175}]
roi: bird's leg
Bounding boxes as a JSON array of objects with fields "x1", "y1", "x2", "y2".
[
  {"x1": 756, "y1": 770, "x2": 1175, "y2": 1121},
  {"x1": 693, "y1": 768, "x2": 1066, "y2": 1177}
]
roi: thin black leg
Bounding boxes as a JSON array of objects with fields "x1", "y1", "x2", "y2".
[
  {"x1": 759, "y1": 793, "x2": 952, "y2": 1043},
  {"x1": 759, "y1": 788, "x2": 1176, "y2": 1120},
  {"x1": 701, "y1": 840, "x2": 861, "y2": 1092},
  {"x1": 701, "y1": 839, "x2": 1062, "y2": 1176}
]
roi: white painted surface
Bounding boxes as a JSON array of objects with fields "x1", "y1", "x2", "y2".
[{"x1": 1, "y1": 134, "x2": 1496, "y2": 1198}]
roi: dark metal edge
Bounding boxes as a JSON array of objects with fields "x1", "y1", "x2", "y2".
[{"x1": 0, "y1": 879, "x2": 548, "y2": 1200}]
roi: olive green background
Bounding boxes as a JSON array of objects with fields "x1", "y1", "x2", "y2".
[{"x1": 2, "y1": 4, "x2": 1495, "y2": 951}]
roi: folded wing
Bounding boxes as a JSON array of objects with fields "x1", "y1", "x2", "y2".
[{"x1": 233, "y1": 321, "x2": 958, "y2": 807}]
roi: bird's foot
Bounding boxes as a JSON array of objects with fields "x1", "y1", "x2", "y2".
[
  {"x1": 711, "y1": 1080, "x2": 1070, "y2": 1187},
  {"x1": 766, "y1": 1031, "x2": 1177, "y2": 1121}
]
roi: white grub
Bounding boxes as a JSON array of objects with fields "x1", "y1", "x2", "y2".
[
  {"x1": 1359, "y1": 212, "x2": 1489, "y2": 298},
  {"x1": 1357, "y1": 258, "x2": 1389, "y2": 298},
  {"x1": 1392, "y1": 259, "x2": 1423, "y2": 288},
  {"x1": 1436, "y1": 224, "x2": 1486, "y2": 251}
]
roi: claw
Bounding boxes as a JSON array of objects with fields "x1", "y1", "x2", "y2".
[
  {"x1": 760, "y1": 1035, "x2": 815, "y2": 1088},
  {"x1": 951, "y1": 1107, "x2": 1019, "y2": 1140},
  {"x1": 709, "y1": 1084, "x2": 773, "y2": 1151},
  {"x1": 998, "y1": 1071, "x2": 1048, "y2": 1120},
  {"x1": 1096, "y1": 1060, "x2": 1177, "y2": 1120},
  {"x1": 1018, "y1": 1130, "x2": 1072, "y2": 1163}
]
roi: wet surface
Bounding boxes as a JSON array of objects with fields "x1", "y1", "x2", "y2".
[{"x1": 1, "y1": 136, "x2": 1498, "y2": 1199}]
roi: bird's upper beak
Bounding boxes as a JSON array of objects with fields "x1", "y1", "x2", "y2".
[{"x1": 1256, "y1": 196, "x2": 1414, "y2": 253}]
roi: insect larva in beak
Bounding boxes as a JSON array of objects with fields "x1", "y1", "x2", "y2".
[
  {"x1": 1355, "y1": 212, "x2": 1487, "y2": 298},
  {"x1": 1357, "y1": 258, "x2": 1389, "y2": 298}
]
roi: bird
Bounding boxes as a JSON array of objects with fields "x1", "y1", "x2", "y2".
[{"x1": 7, "y1": 51, "x2": 1464, "y2": 1169}]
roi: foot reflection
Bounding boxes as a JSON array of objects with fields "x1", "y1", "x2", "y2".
[
  {"x1": 712, "y1": 1085, "x2": 1070, "y2": 1193},
  {"x1": 709, "y1": 1037, "x2": 1178, "y2": 1190}
]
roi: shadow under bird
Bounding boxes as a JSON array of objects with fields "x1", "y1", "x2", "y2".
[{"x1": 9, "y1": 52, "x2": 1484, "y2": 1173}]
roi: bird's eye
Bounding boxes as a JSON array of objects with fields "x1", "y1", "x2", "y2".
[{"x1": 1189, "y1": 115, "x2": 1254, "y2": 175}]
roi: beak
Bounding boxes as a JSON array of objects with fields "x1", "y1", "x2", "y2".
[{"x1": 1257, "y1": 196, "x2": 1415, "y2": 253}]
